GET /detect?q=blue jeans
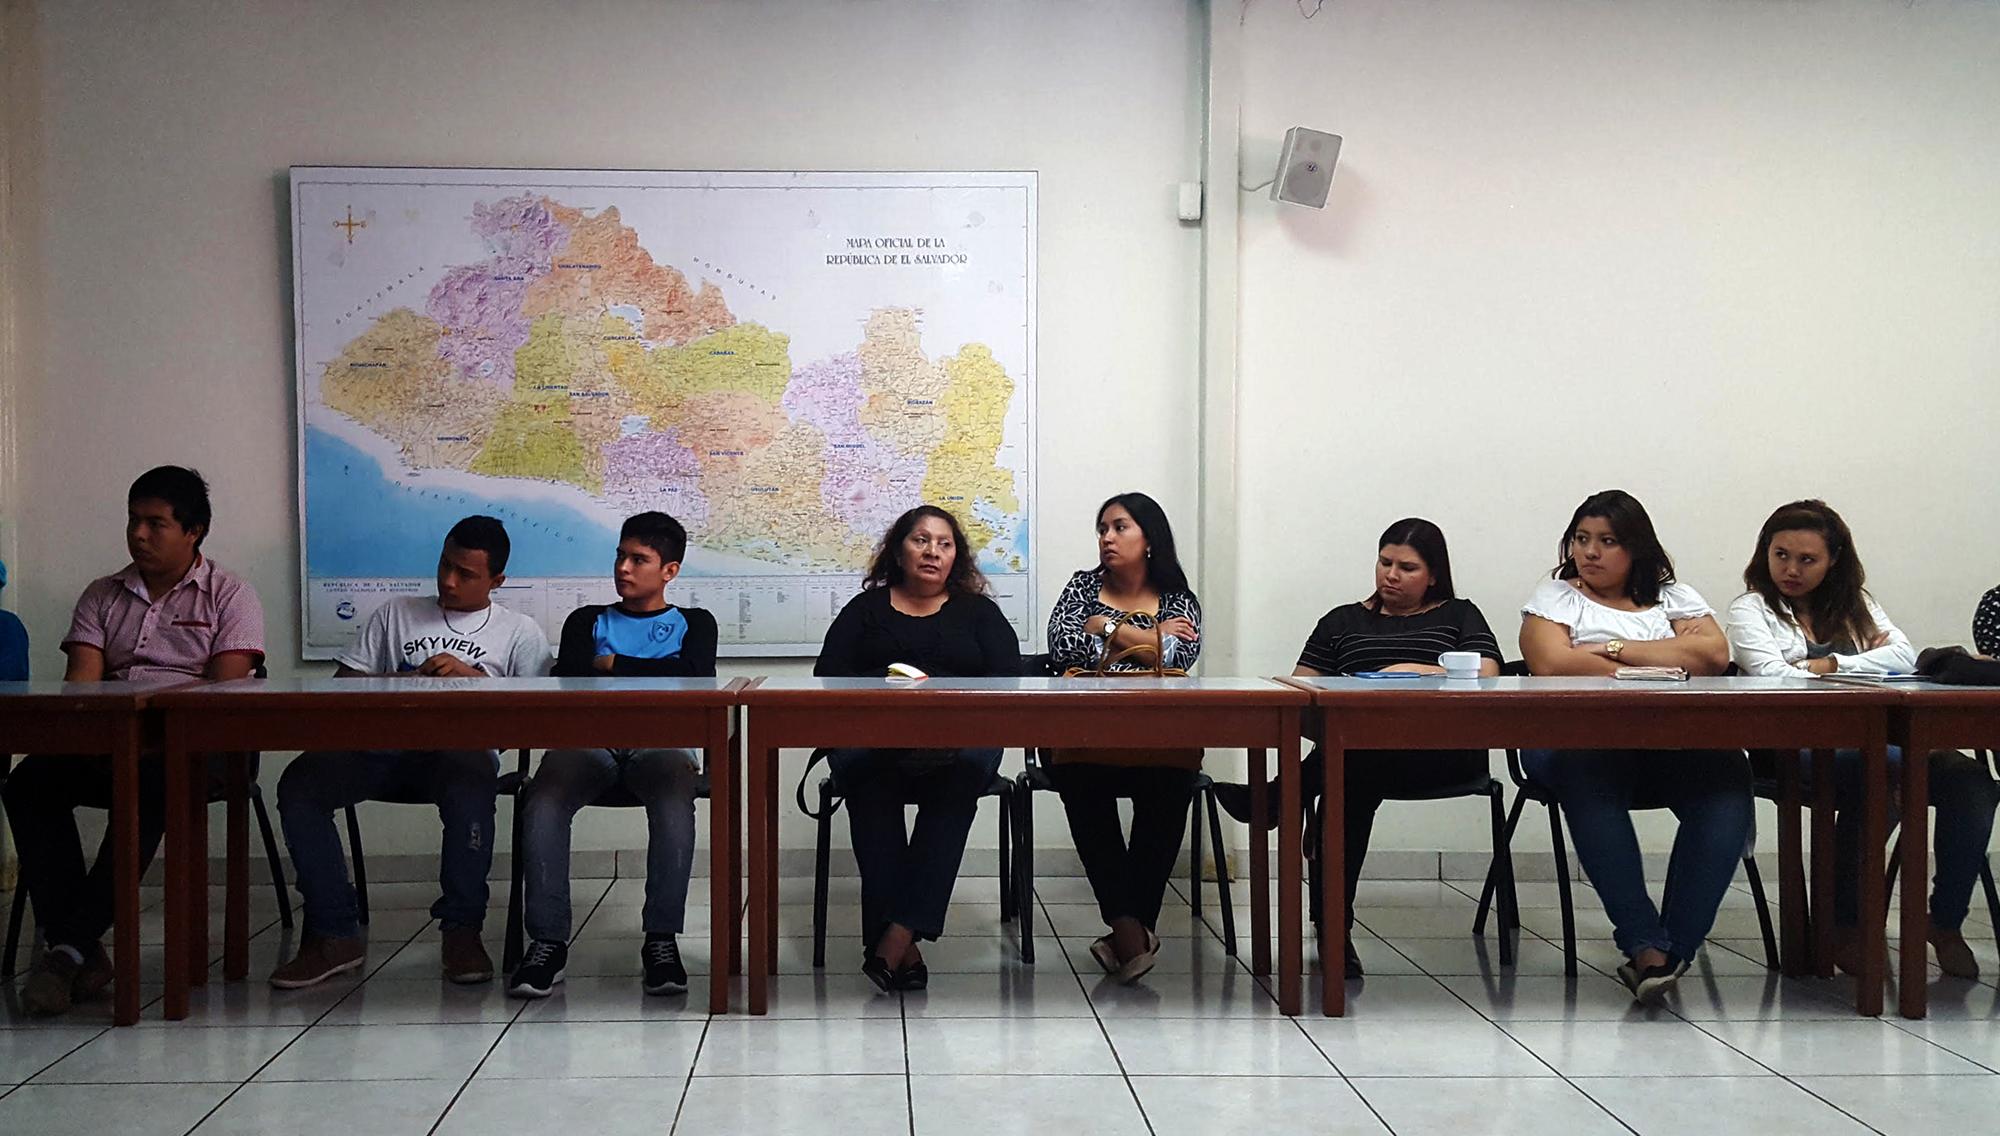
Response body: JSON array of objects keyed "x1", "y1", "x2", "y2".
[
  {"x1": 1814, "y1": 746, "x2": 1999, "y2": 930},
  {"x1": 1523, "y1": 748, "x2": 1753, "y2": 961},
  {"x1": 519, "y1": 747, "x2": 701, "y2": 942},
  {"x1": 826, "y1": 747, "x2": 1003, "y2": 946},
  {"x1": 277, "y1": 749, "x2": 500, "y2": 939}
]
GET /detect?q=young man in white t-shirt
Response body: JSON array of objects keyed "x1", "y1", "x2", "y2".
[{"x1": 270, "y1": 516, "x2": 550, "y2": 989}]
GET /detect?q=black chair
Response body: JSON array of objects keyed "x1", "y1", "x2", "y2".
[
  {"x1": 2, "y1": 752, "x2": 294, "y2": 978},
  {"x1": 1010, "y1": 649, "x2": 1239, "y2": 963},
  {"x1": 804, "y1": 747, "x2": 1018, "y2": 969},
  {"x1": 1472, "y1": 661, "x2": 1780, "y2": 976}
]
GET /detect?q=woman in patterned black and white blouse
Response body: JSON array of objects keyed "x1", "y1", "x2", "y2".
[{"x1": 1044, "y1": 492, "x2": 1202, "y2": 985}]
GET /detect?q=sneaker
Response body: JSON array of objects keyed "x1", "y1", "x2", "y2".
[
  {"x1": 1930, "y1": 927, "x2": 1980, "y2": 980},
  {"x1": 1620, "y1": 955, "x2": 1689, "y2": 1005},
  {"x1": 507, "y1": 939, "x2": 567, "y2": 999},
  {"x1": 70, "y1": 941, "x2": 115, "y2": 1003},
  {"x1": 441, "y1": 928, "x2": 494, "y2": 985},
  {"x1": 20, "y1": 947, "x2": 84, "y2": 1017},
  {"x1": 269, "y1": 934, "x2": 366, "y2": 990},
  {"x1": 642, "y1": 934, "x2": 687, "y2": 995}
]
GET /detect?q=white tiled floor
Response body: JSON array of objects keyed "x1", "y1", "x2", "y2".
[{"x1": 1, "y1": 873, "x2": 1996, "y2": 1134}]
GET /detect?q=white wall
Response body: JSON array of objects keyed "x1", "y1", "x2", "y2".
[
  {"x1": 1236, "y1": 0, "x2": 2000, "y2": 851},
  {"x1": 4, "y1": 0, "x2": 1204, "y2": 857}
]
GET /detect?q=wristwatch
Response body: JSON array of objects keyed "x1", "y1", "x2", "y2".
[{"x1": 1605, "y1": 639, "x2": 1626, "y2": 660}]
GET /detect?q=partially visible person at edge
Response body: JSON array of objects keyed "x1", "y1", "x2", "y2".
[
  {"x1": 0, "y1": 556, "x2": 28, "y2": 681},
  {"x1": 507, "y1": 511, "x2": 718, "y2": 1001},
  {"x1": 6, "y1": 466, "x2": 265, "y2": 1016},
  {"x1": 1045, "y1": 491, "x2": 1203, "y2": 986},
  {"x1": 1729, "y1": 498, "x2": 1995, "y2": 978},
  {"x1": 1517, "y1": 489, "x2": 1744, "y2": 1005},
  {"x1": 270, "y1": 515, "x2": 550, "y2": 992},
  {"x1": 1214, "y1": 518, "x2": 1502, "y2": 978},
  {"x1": 814, "y1": 504, "x2": 1019, "y2": 992}
]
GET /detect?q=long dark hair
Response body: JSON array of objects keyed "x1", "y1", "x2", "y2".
[
  {"x1": 864, "y1": 505, "x2": 989, "y2": 596},
  {"x1": 1743, "y1": 499, "x2": 1878, "y2": 649},
  {"x1": 1553, "y1": 489, "x2": 1676, "y2": 607},
  {"x1": 1365, "y1": 517, "x2": 1457, "y2": 609},
  {"x1": 1097, "y1": 491, "x2": 1191, "y2": 595}
]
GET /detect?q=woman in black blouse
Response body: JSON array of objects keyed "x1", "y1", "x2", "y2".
[
  {"x1": 1216, "y1": 518, "x2": 1501, "y2": 977},
  {"x1": 1046, "y1": 492, "x2": 1203, "y2": 984},
  {"x1": 814, "y1": 505, "x2": 1018, "y2": 991}
]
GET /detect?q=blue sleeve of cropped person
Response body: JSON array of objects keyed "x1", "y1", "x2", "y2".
[{"x1": 0, "y1": 611, "x2": 28, "y2": 680}]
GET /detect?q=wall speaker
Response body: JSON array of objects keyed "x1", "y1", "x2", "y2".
[{"x1": 1271, "y1": 126, "x2": 1341, "y2": 209}]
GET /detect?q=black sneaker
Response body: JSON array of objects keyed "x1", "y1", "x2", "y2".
[
  {"x1": 1619, "y1": 955, "x2": 1688, "y2": 1005},
  {"x1": 507, "y1": 939, "x2": 567, "y2": 999},
  {"x1": 642, "y1": 934, "x2": 687, "y2": 995}
]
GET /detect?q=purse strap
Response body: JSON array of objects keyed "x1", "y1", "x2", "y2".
[{"x1": 1080, "y1": 621, "x2": 1176, "y2": 677}]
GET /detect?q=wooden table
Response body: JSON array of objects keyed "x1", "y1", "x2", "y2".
[
  {"x1": 1886, "y1": 681, "x2": 2000, "y2": 1019},
  {"x1": 736, "y1": 677, "x2": 1312, "y2": 1015},
  {"x1": 0, "y1": 680, "x2": 189, "y2": 1025},
  {"x1": 1285, "y1": 675, "x2": 1904, "y2": 1017},
  {"x1": 153, "y1": 676, "x2": 746, "y2": 1018}
]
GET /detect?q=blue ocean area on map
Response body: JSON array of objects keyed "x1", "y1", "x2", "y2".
[{"x1": 305, "y1": 427, "x2": 617, "y2": 577}]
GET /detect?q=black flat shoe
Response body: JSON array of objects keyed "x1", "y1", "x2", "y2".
[
  {"x1": 861, "y1": 954, "x2": 897, "y2": 994},
  {"x1": 894, "y1": 960, "x2": 929, "y2": 991},
  {"x1": 1344, "y1": 938, "x2": 1364, "y2": 980}
]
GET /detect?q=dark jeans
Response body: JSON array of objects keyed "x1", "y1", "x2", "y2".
[
  {"x1": 521, "y1": 747, "x2": 702, "y2": 943},
  {"x1": 1809, "y1": 746, "x2": 1999, "y2": 931},
  {"x1": 1048, "y1": 760, "x2": 1199, "y2": 932},
  {"x1": 2, "y1": 752, "x2": 227, "y2": 950},
  {"x1": 277, "y1": 749, "x2": 499, "y2": 939},
  {"x1": 826, "y1": 747, "x2": 1003, "y2": 947},
  {"x1": 1522, "y1": 748, "x2": 1753, "y2": 961},
  {"x1": 1299, "y1": 748, "x2": 1491, "y2": 928}
]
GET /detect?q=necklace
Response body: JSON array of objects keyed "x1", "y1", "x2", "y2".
[{"x1": 439, "y1": 602, "x2": 493, "y2": 636}]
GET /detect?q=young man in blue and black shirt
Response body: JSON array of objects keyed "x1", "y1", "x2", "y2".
[{"x1": 508, "y1": 511, "x2": 719, "y2": 998}]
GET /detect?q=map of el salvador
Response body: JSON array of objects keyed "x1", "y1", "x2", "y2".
[{"x1": 320, "y1": 193, "x2": 1023, "y2": 570}]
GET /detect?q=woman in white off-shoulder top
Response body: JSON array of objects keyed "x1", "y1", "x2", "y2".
[
  {"x1": 1517, "y1": 490, "x2": 1748, "y2": 1006},
  {"x1": 1727, "y1": 499, "x2": 1995, "y2": 978}
]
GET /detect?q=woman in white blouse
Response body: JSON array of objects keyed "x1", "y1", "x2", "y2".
[
  {"x1": 1518, "y1": 490, "x2": 1747, "y2": 1004},
  {"x1": 1728, "y1": 499, "x2": 1996, "y2": 978}
]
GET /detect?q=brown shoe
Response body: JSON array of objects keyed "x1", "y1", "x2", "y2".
[
  {"x1": 1930, "y1": 927, "x2": 1980, "y2": 980},
  {"x1": 70, "y1": 941, "x2": 115, "y2": 1003},
  {"x1": 269, "y1": 934, "x2": 366, "y2": 989},
  {"x1": 20, "y1": 949, "x2": 83, "y2": 1017},
  {"x1": 441, "y1": 927, "x2": 493, "y2": 984}
]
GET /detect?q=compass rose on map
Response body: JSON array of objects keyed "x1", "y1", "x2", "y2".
[{"x1": 333, "y1": 205, "x2": 367, "y2": 244}]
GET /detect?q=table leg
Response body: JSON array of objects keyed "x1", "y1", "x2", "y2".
[
  {"x1": 1276, "y1": 720, "x2": 1303, "y2": 1017},
  {"x1": 1247, "y1": 748, "x2": 1270, "y2": 976},
  {"x1": 190, "y1": 766, "x2": 210, "y2": 989},
  {"x1": 162, "y1": 724, "x2": 190, "y2": 1021},
  {"x1": 1777, "y1": 748, "x2": 1808, "y2": 976},
  {"x1": 1810, "y1": 749, "x2": 1836, "y2": 980},
  {"x1": 1857, "y1": 736, "x2": 1888, "y2": 1016},
  {"x1": 1321, "y1": 733, "x2": 1347, "y2": 1017},
  {"x1": 1898, "y1": 739, "x2": 1930, "y2": 1020},
  {"x1": 765, "y1": 751, "x2": 779, "y2": 977},
  {"x1": 707, "y1": 711, "x2": 733, "y2": 1015},
  {"x1": 729, "y1": 723, "x2": 744, "y2": 978},
  {"x1": 113, "y1": 717, "x2": 144, "y2": 1026},
  {"x1": 225, "y1": 753, "x2": 250, "y2": 981},
  {"x1": 747, "y1": 745, "x2": 772, "y2": 1015}
]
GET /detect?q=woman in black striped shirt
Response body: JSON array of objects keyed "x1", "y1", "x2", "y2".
[{"x1": 1217, "y1": 518, "x2": 1501, "y2": 977}]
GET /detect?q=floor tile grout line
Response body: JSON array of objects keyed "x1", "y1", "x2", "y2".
[
  {"x1": 1033, "y1": 887, "x2": 1158, "y2": 1136},
  {"x1": 1676, "y1": 1015, "x2": 1894, "y2": 1135},
  {"x1": 665, "y1": 1013, "x2": 713, "y2": 1135},
  {"x1": 423, "y1": 981, "x2": 533, "y2": 1136},
  {"x1": 901, "y1": 975, "x2": 916, "y2": 1136},
  {"x1": 0, "y1": 1025, "x2": 108, "y2": 1105}
]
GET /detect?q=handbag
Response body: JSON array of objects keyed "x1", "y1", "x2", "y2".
[
  {"x1": 1916, "y1": 645, "x2": 2000, "y2": 687},
  {"x1": 1047, "y1": 623, "x2": 1204, "y2": 770}
]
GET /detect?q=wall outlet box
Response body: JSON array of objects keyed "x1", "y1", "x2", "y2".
[{"x1": 1176, "y1": 180, "x2": 1203, "y2": 221}]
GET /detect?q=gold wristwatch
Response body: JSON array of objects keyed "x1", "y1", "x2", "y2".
[{"x1": 1605, "y1": 639, "x2": 1626, "y2": 660}]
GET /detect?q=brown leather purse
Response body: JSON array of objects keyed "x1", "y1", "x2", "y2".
[{"x1": 1048, "y1": 623, "x2": 1203, "y2": 769}]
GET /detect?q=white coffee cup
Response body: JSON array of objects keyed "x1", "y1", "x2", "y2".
[{"x1": 1438, "y1": 651, "x2": 1482, "y2": 679}]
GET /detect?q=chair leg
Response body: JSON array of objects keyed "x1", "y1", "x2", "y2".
[
  {"x1": 2, "y1": 885, "x2": 26, "y2": 977},
  {"x1": 1982, "y1": 859, "x2": 2000, "y2": 932},
  {"x1": 1206, "y1": 785, "x2": 1237, "y2": 957},
  {"x1": 1549, "y1": 804, "x2": 1578, "y2": 978},
  {"x1": 1187, "y1": 787, "x2": 1204, "y2": 921},
  {"x1": 1476, "y1": 791, "x2": 1529, "y2": 933},
  {"x1": 1484, "y1": 786, "x2": 1517, "y2": 965},
  {"x1": 1016, "y1": 786, "x2": 1035, "y2": 965},
  {"x1": 812, "y1": 782, "x2": 833, "y2": 970},
  {"x1": 997, "y1": 787, "x2": 1015, "y2": 923},
  {"x1": 1743, "y1": 856, "x2": 1780, "y2": 971},
  {"x1": 345, "y1": 805, "x2": 370, "y2": 927},
  {"x1": 250, "y1": 786, "x2": 293, "y2": 931},
  {"x1": 503, "y1": 796, "x2": 527, "y2": 974}
]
